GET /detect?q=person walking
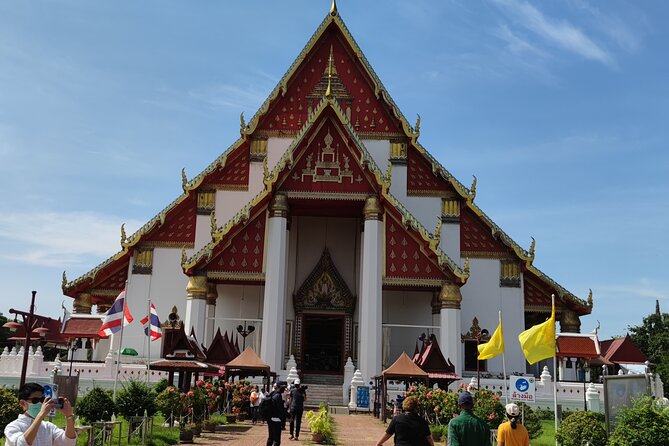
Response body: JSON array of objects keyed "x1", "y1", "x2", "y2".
[
  {"x1": 496, "y1": 403, "x2": 530, "y2": 446},
  {"x1": 288, "y1": 379, "x2": 307, "y2": 441},
  {"x1": 375, "y1": 396, "x2": 435, "y2": 446},
  {"x1": 447, "y1": 392, "x2": 491, "y2": 446},
  {"x1": 266, "y1": 383, "x2": 286, "y2": 446},
  {"x1": 250, "y1": 386, "x2": 261, "y2": 425}
]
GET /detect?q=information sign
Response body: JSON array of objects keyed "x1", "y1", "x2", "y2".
[{"x1": 509, "y1": 375, "x2": 536, "y2": 403}]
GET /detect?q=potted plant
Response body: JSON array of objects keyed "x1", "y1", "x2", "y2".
[
  {"x1": 305, "y1": 405, "x2": 334, "y2": 444},
  {"x1": 179, "y1": 423, "x2": 196, "y2": 444},
  {"x1": 430, "y1": 425, "x2": 443, "y2": 442}
]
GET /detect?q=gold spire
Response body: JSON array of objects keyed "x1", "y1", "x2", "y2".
[
  {"x1": 181, "y1": 168, "x2": 188, "y2": 192},
  {"x1": 120, "y1": 223, "x2": 127, "y2": 246},
  {"x1": 325, "y1": 45, "x2": 334, "y2": 98},
  {"x1": 330, "y1": 0, "x2": 337, "y2": 16},
  {"x1": 529, "y1": 237, "x2": 536, "y2": 259}
]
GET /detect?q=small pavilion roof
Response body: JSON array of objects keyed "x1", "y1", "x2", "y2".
[
  {"x1": 61, "y1": 315, "x2": 102, "y2": 339},
  {"x1": 383, "y1": 352, "x2": 428, "y2": 379},
  {"x1": 224, "y1": 347, "x2": 270, "y2": 371},
  {"x1": 556, "y1": 333, "x2": 600, "y2": 359},
  {"x1": 601, "y1": 335, "x2": 647, "y2": 365}
]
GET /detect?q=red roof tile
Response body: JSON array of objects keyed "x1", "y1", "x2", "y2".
[
  {"x1": 601, "y1": 335, "x2": 647, "y2": 364},
  {"x1": 557, "y1": 335, "x2": 599, "y2": 359},
  {"x1": 61, "y1": 317, "x2": 102, "y2": 338}
]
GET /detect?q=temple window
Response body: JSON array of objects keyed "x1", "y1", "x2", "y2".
[{"x1": 464, "y1": 340, "x2": 487, "y2": 372}]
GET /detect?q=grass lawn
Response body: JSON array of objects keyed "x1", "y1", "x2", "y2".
[
  {"x1": 531, "y1": 419, "x2": 556, "y2": 446},
  {"x1": 2, "y1": 414, "x2": 180, "y2": 446}
]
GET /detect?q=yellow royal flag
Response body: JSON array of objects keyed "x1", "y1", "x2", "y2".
[
  {"x1": 477, "y1": 319, "x2": 505, "y2": 360},
  {"x1": 518, "y1": 304, "x2": 556, "y2": 364}
]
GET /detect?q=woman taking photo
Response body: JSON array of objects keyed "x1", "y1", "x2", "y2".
[
  {"x1": 497, "y1": 403, "x2": 530, "y2": 446},
  {"x1": 376, "y1": 396, "x2": 435, "y2": 446}
]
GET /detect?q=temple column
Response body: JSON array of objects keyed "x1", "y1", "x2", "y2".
[
  {"x1": 439, "y1": 283, "x2": 463, "y2": 376},
  {"x1": 205, "y1": 283, "x2": 218, "y2": 348},
  {"x1": 185, "y1": 276, "x2": 208, "y2": 345},
  {"x1": 92, "y1": 303, "x2": 111, "y2": 361},
  {"x1": 260, "y1": 194, "x2": 289, "y2": 372},
  {"x1": 359, "y1": 196, "x2": 383, "y2": 382}
]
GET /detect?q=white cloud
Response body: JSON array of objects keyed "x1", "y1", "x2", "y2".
[
  {"x1": 492, "y1": 0, "x2": 614, "y2": 66},
  {"x1": 0, "y1": 211, "x2": 144, "y2": 268},
  {"x1": 493, "y1": 24, "x2": 548, "y2": 58}
]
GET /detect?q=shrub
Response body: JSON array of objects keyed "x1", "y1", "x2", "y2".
[
  {"x1": 75, "y1": 387, "x2": 116, "y2": 423},
  {"x1": 153, "y1": 378, "x2": 169, "y2": 395},
  {"x1": 555, "y1": 411, "x2": 607, "y2": 446},
  {"x1": 116, "y1": 380, "x2": 157, "y2": 418},
  {"x1": 534, "y1": 407, "x2": 554, "y2": 420},
  {"x1": 155, "y1": 386, "x2": 183, "y2": 422},
  {"x1": 0, "y1": 387, "x2": 21, "y2": 439},
  {"x1": 515, "y1": 403, "x2": 543, "y2": 439},
  {"x1": 609, "y1": 396, "x2": 669, "y2": 446},
  {"x1": 305, "y1": 406, "x2": 334, "y2": 443}
]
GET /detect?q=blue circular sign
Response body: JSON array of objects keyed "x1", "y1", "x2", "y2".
[{"x1": 515, "y1": 378, "x2": 530, "y2": 392}]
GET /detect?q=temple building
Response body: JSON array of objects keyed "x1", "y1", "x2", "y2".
[{"x1": 62, "y1": 2, "x2": 592, "y2": 383}]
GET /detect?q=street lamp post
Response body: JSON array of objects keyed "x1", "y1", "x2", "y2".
[
  {"x1": 475, "y1": 328, "x2": 490, "y2": 391},
  {"x1": 3, "y1": 291, "x2": 49, "y2": 388},
  {"x1": 236, "y1": 321, "x2": 255, "y2": 350}
]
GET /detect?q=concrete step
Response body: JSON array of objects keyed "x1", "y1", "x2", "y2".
[
  {"x1": 301, "y1": 383, "x2": 344, "y2": 407},
  {"x1": 302, "y1": 373, "x2": 344, "y2": 385}
]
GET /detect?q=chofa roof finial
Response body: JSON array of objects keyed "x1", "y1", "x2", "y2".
[
  {"x1": 330, "y1": 0, "x2": 337, "y2": 16},
  {"x1": 325, "y1": 45, "x2": 334, "y2": 98}
]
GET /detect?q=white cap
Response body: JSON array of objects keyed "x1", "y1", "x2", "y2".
[
  {"x1": 505, "y1": 403, "x2": 520, "y2": 417},
  {"x1": 294, "y1": 379, "x2": 301, "y2": 385}
]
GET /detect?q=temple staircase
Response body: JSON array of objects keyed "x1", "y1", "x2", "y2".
[{"x1": 302, "y1": 374, "x2": 345, "y2": 408}]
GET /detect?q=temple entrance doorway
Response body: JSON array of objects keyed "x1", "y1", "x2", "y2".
[{"x1": 302, "y1": 315, "x2": 344, "y2": 373}]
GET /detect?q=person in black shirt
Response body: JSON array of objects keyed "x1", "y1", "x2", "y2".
[
  {"x1": 287, "y1": 379, "x2": 307, "y2": 440},
  {"x1": 376, "y1": 396, "x2": 435, "y2": 446},
  {"x1": 266, "y1": 383, "x2": 286, "y2": 446}
]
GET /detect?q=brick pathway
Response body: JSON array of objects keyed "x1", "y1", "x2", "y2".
[{"x1": 190, "y1": 412, "x2": 388, "y2": 445}]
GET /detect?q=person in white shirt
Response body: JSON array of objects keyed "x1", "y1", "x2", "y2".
[{"x1": 4, "y1": 382, "x2": 76, "y2": 446}]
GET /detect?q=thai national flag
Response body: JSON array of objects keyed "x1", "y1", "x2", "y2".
[
  {"x1": 97, "y1": 289, "x2": 134, "y2": 338},
  {"x1": 140, "y1": 303, "x2": 162, "y2": 341}
]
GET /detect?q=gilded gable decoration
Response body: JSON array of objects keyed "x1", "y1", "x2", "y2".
[
  {"x1": 196, "y1": 190, "x2": 216, "y2": 215},
  {"x1": 461, "y1": 317, "x2": 490, "y2": 342},
  {"x1": 500, "y1": 259, "x2": 521, "y2": 288},
  {"x1": 132, "y1": 248, "x2": 154, "y2": 275},
  {"x1": 250, "y1": 138, "x2": 268, "y2": 161},
  {"x1": 293, "y1": 248, "x2": 356, "y2": 313}
]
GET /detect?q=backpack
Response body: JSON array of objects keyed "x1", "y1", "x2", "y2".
[{"x1": 259, "y1": 393, "x2": 274, "y2": 419}]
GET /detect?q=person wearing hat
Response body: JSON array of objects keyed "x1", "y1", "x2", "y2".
[
  {"x1": 266, "y1": 382, "x2": 287, "y2": 446},
  {"x1": 447, "y1": 391, "x2": 491, "y2": 446},
  {"x1": 496, "y1": 403, "x2": 529, "y2": 446},
  {"x1": 287, "y1": 378, "x2": 307, "y2": 440}
]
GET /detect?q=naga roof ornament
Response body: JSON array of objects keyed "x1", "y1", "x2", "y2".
[
  {"x1": 120, "y1": 223, "x2": 127, "y2": 246},
  {"x1": 210, "y1": 212, "x2": 217, "y2": 242},
  {"x1": 61, "y1": 271, "x2": 67, "y2": 291},
  {"x1": 587, "y1": 289, "x2": 593, "y2": 309},
  {"x1": 181, "y1": 168, "x2": 188, "y2": 192},
  {"x1": 529, "y1": 237, "x2": 536, "y2": 261},
  {"x1": 469, "y1": 175, "x2": 477, "y2": 202}
]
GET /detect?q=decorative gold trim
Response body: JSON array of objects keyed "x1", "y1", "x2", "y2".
[
  {"x1": 269, "y1": 193, "x2": 289, "y2": 218},
  {"x1": 197, "y1": 190, "x2": 216, "y2": 215},
  {"x1": 500, "y1": 258, "x2": 521, "y2": 288},
  {"x1": 441, "y1": 199, "x2": 461, "y2": 221},
  {"x1": 90, "y1": 288, "x2": 123, "y2": 297},
  {"x1": 383, "y1": 277, "x2": 444, "y2": 288},
  {"x1": 284, "y1": 191, "x2": 368, "y2": 201},
  {"x1": 461, "y1": 317, "x2": 489, "y2": 342},
  {"x1": 250, "y1": 138, "x2": 268, "y2": 161},
  {"x1": 186, "y1": 276, "x2": 208, "y2": 300},
  {"x1": 389, "y1": 141, "x2": 407, "y2": 161},
  {"x1": 407, "y1": 189, "x2": 452, "y2": 198},
  {"x1": 137, "y1": 241, "x2": 195, "y2": 249},
  {"x1": 206, "y1": 272, "x2": 266, "y2": 282},
  {"x1": 73, "y1": 293, "x2": 92, "y2": 314},
  {"x1": 363, "y1": 196, "x2": 383, "y2": 220},
  {"x1": 132, "y1": 248, "x2": 154, "y2": 275},
  {"x1": 439, "y1": 283, "x2": 462, "y2": 310},
  {"x1": 461, "y1": 251, "x2": 510, "y2": 259}
]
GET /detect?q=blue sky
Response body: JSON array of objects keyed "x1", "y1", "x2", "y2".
[{"x1": 0, "y1": 1, "x2": 667, "y2": 340}]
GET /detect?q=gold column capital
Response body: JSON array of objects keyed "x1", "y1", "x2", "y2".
[
  {"x1": 73, "y1": 293, "x2": 92, "y2": 314},
  {"x1": 560, "y1": 309, "x2": 581, "y2": 333},
  {"x1": 206, "y1": 282, "x2": 218, "y2": 306},
  {"x1": 186, "y1": 276, "x2": 208, "y2": 300},
  {"x1": 269, "y1": 193, "x2": 289, "y2": 218},
  {"x1": 96, "y1": 303, "x2": 111, "y2": 314},
  {"x1": 363, "y1": 196, "x2": 383, "y2": 220},
  {"x1": 439, "y1": 283, "x2": 462, "y2": 310}
]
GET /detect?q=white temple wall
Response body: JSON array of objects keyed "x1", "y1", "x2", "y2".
[
  {"x1": 459, "y1": 258, "x2": 526, "y2": 375},
  {"x1": 389, "y1": 162, "x2": 408, "y2": 198},
  {"x1": 214, "y1": 284, "x2": 264, "y2": 353},
  {"x1": 382, "y1": 290, "x2": 434, "y2": 368},
  {"x1": 194, "y1": 214, "x2": 212, "y2": 251},
  {"x1": 441, "y1": 222, "x2": 460, "y2": 263},
  {"x1": 267, "y1": 137, "x2": 293, "y2": 171},
  {"x1": 293, "y1": 216, "x2": 360, "y2": 294},
  {"x1": 361, "y1": 139, "x2": 390, "y2": 173}
]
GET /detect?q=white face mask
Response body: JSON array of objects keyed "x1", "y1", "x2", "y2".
[{"x1": 27, "y1": 402, "x2": 42, "y2": 418}]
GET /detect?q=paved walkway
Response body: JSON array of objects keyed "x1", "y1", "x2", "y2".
[{"x1": 191, "y1": 412, "x2": 388, "y2": 445}]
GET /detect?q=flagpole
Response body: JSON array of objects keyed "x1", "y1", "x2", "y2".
[
  {"x1": 113, "y1": 280, "x2": 130, "y2": 401},
  {"x1": 551, "y1": 294, "x2": 559, "y2": 445},
  {"x1": 500, "y1": 310, "x2": 509, "y2": 405},
  {"x1": 146, "y1": 298, "x2": 152, "y2": 385}
]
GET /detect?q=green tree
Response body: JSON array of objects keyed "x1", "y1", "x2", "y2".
[
  {"x1": 555, "y1": 411, "x2": 608, "y2": 446},
  {"x1": 116, "y1": 380, "x2": 157, "y2": 418},
  {"x1": 75, "y1": 387, "x2": 116, "y2": 423},
  {"x1": 0, "y1": 312, "x2": 12, "y2": 350},
  {"x1": 0, "y1": 387, "x2": 22, "y2": 439},
  {"x1": 628, "y1": 301, "x2": 669, "y2": 397}
]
